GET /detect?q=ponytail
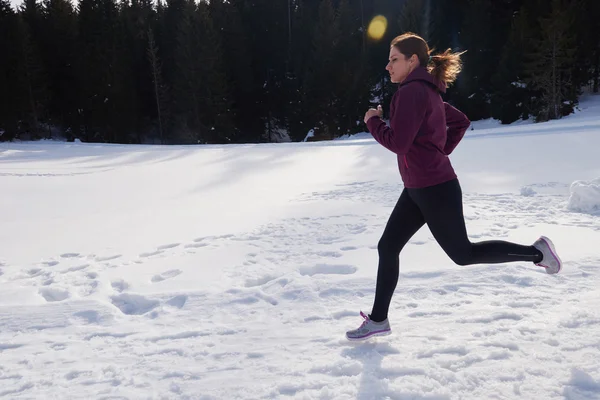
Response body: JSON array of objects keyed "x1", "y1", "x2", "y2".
[{"x1": 428, "y1": 49, "x2": 466, "y2": 85}]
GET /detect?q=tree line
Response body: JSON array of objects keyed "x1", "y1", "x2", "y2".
[{"x1": 1, "y1": 0, "x2": 598, "y2": 144}]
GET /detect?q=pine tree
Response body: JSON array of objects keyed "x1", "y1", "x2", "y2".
[
  {"x1": 0, "y1": 0, "x2": 22, "y2": 140},
  {"x1": 147, "y1": 28, "x2": 167, "y2": 143},
  {"x1": 160, "y1": 0, "x2": 189, "y2": 142},
  {"x1": 591, "y1": 0, "x2": 600, "y2": 92},
  {"x1": 18, "y1": 0, "x2": 50, "y2": 138},
  {"x1": 524, "y1": 0, "x2": 577, "y2": 121},
  {"x1": 427, "y1": 0, "x2": 461, "y2": 53},
  {"x1": 208, "y1": 0, "x2": 258, "y2": 142},
  {"x1": 303, "y1": 0, "x2": 340, "y2": 139},
  {"x1": 490, "y1": 8, "x2": 531, "y2": 124},
  {"x1": 456, "y1": 0, "x2": 495, "y2": 120},
  {"x1": 287, "y1": 0, "x2": 322, "y2": 140},
  {"x1": 398, "y1": 0, "x2": 429, "y2": 39},
  {"x1": 119, "y1": 0, "x2": 159, "y2": 143},
  {"x1": 41, "y1": 0, "x2": 78, "y2": 138},
  {"x1": 335, "y1": 0, "x2": 372, "y2": 137},
  {"x1": 170, "y1": 0, "x2": 232, "y2": 144},
  {"x1": 233, "y1": 0, "x2": 291, "y2": 142},
  {"x1": 573, "y1": 0, "x2": 600, "y2": 93},
  {"x1": 195, "y1": 0, "x2": 233, "y2": 143},
  {"x1": 76, "y1": 0, "x2": 122, "y2": 141}
]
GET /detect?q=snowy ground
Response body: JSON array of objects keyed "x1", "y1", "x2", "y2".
[{"x1": 1, "y1": 96, "x2": 600, "y2": 399}]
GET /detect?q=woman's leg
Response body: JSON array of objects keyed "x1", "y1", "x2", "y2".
[
  {"x1": 408, "y1": 179, "x2": 543, "y2": 266},
  {"x1": 369, "y1": 189, "x2": 426, "y2": 322}
]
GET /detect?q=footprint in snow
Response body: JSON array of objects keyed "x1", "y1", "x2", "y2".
[
  {"x1": 166, "y1": 295, "x2": 187, "y2": 309},
  {"x1": 244, "y1": 275, "x2": 278, "y2": 288},
  {"x1": 41, "y1": 260, "x2": 60, "y2": 267},
  {"x1": 228, "y1": 289, "x2": 278, "y2": 306},
  {"x1": 190, "y1": 234, "x2": 234, "y2": 246},
  {"x1": 39, "y1": 287, "x2": 70, "y2": 302},
  {"x1": 332, "y1": 310, "x2": 358, "y2": 320},
  {"x1": 459, "y1": 312, "x2": 523, "y2": 324},
  {"x1": 111, "y1": 279, "x2": 129, "y2": 293},
  {"x1": 299, "y1": 264, "x2": 357, "y2": 277},
  {"x1": 147, "y1": 331, "x2": 209, "y2": 343},
  {"x1": 94, "y1": 254, "x2": 122, "y2": 262},
  {"x1": 78, "y1": 278, "x2": 99, "y2": 297},
  {"x1": 417, "y1": 346, "x2": 469, "y2": 359},
  {"x1": 151, "y1": 269, "x2": 182, "y2": 283},
  {"x1": 315, "y1": 251, "x2": 343, "y2": 258},
  {"x1": 72, "y1": 310, "x2": 101, "y2": 324},
  {"x1": 110, "y1": 294, "x2": 159, "y2": 315},
  {"x1": 138, "y1": 243, "x2": 180, "y2": 258},
  {"x1": 139, "y1": 250, "x2": 163, "y2": 258},
  {"x1": 184, "y1": 242, "x2": 209, "y2": 249},
  {"x1": 407, "y1": 311, "x2": 453, "y2": 318},
  {"x1": 64, "y1": 371, "x2": 89, "y2": 381},
  {"x1": 0, "y1": 343, "x2": 24, "y2": 351},
  {"x1": 157, "y1": 243, "x2": 180, "y2": 250},
  {"x1": 61, "y1": 264, "x2": 89, "y2": 273},
  {"x1": 84, "y1": 331, "x2": 136, "y2": 340},
  {"x1": 319, "y1": 288, "x2": 357, "y2": 298},
  {"x1": 60, "y1": 253, "x2": 81, "y2": 259}
]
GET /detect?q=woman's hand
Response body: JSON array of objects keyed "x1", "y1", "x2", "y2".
[{"x1": 364, "y1": 105, "x2": 383, "y2": 124}]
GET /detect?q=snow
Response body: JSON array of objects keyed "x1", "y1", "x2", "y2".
[
  {"x1": 1, "y1": 95, "x2": 600, "y2": 399},
  {"x1": 303, "y1": 128, "x2": 315, "y2": 142},
  {"x1": 568, "y1": 178, "x2": 600, "y2": 215}
]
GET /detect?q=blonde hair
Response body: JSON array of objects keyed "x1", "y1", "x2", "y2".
[{"x1": 391, "y1": 32, "x2": 466, "y2": 85}]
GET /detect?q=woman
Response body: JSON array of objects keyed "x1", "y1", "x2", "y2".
[{"x1": 346, "y1": 33, "x2": 562, "y2": 341}]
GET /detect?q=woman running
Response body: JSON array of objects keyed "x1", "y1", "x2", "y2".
[{"x1": 346, "y1": 32, "x2": 562, "y2": 341}]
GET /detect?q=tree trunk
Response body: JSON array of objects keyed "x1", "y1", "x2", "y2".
[{"x1": 147, "y1": 28, "x2": 164, "y2": 143}]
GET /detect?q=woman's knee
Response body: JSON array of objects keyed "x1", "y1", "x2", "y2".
[
  {"x1": 377, "y1": 237, "x2": 402, "y2": 257},
  {"x1": 444, "y1": 244, "x2": 473, "y2": 266},
  {"x1": 450, "y1": 254, "x2": 471, "y2": 266},
  {"x1": 447, "y1": 248, "x2": 473, "y2": 266}
]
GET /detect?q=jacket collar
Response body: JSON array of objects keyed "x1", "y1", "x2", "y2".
[{"x1": 399, "y1": 66, "x2": 446, "y2": 93}]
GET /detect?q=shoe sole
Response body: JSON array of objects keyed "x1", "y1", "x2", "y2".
[
  {"x1": 346, "y1": 329, "x2": 391, "y2": 341},
  {"x1": 539, "y1": 236, "x2": 562, "y2": 274}
]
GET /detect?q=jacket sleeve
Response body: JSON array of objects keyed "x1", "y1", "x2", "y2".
[
  {"x1": 366, "y1": 83, "x2": 427, "y2": 156},
  {"x1": 443, "y1": 102, "x2": 470, "y2": 155}
]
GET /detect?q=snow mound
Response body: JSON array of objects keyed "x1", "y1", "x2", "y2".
[
  {"x1": 567, "y1": 178, "x2": 600, "y2": 215},
  {"x1": 520, "y1": 186, "x2": 537, "y2": 197}
]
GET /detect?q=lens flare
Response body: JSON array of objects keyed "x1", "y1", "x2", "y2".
[{"x1": 367, "y1": 15, "x2": 387, "y2": 41}]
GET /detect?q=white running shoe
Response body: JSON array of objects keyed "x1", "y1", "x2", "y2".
[
  {"x1": 345, "y1": 311, "x2": 391, "y2": 341},
  {"x1": 533, "y1": 236, "x2": 562, "y2": 274}
]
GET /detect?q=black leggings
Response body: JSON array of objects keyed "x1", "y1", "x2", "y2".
[{"x1": 370, "y1": 178, "x2": 543, "y2": 322}]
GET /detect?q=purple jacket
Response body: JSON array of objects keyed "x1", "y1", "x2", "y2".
[{"x1": 366, "y1": 67, "x2": 471, "y2": 189}]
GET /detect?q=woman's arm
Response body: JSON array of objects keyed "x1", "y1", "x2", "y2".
[{"x1": 366, "y1": 83, "x2": 427, "y2": 155}]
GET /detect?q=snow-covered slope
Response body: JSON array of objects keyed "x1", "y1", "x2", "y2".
[{"x1": 1, "y1": 95, "x2": 600, "y2": 399}]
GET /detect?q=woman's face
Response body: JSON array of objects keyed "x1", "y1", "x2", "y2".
[{"x1": 386, "y1": 46, "x2": 417, "y2": 84}]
